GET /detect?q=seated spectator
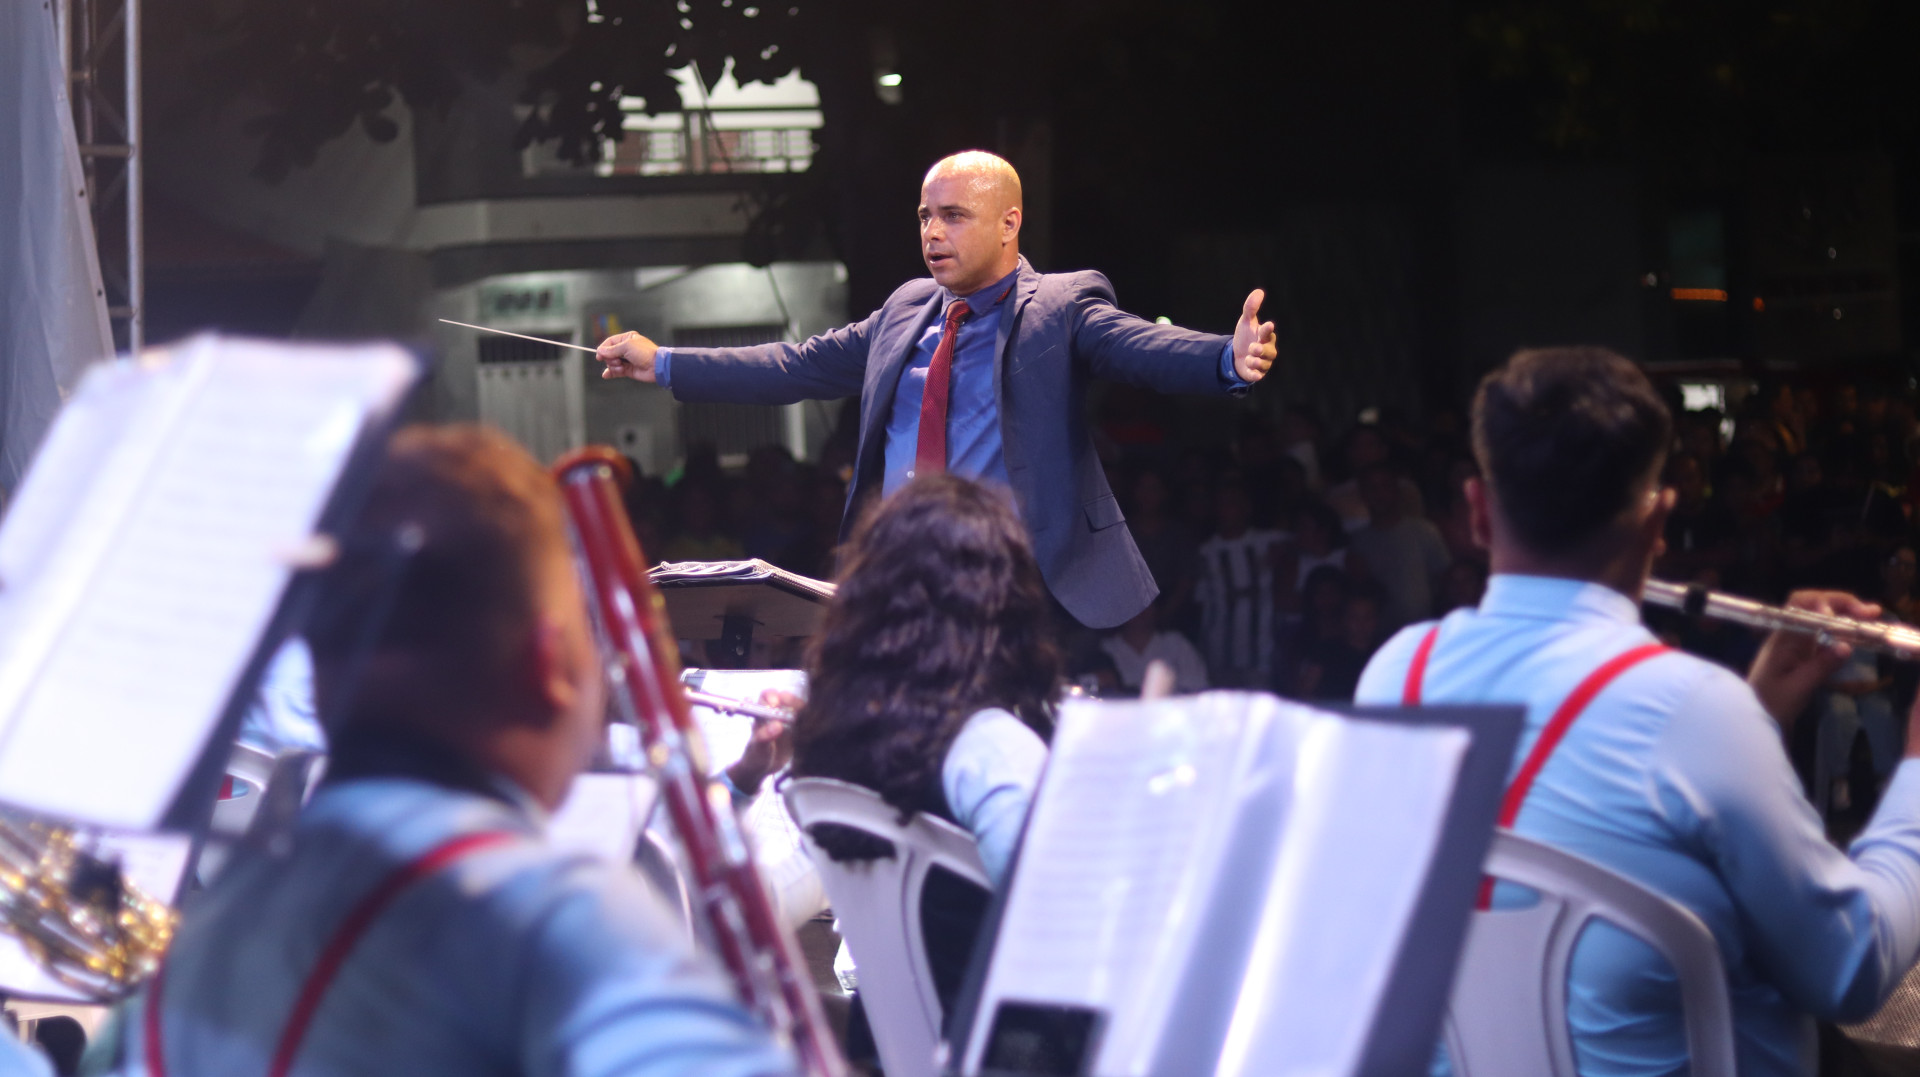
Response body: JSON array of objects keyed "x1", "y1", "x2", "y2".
[
  {"x1": 1285, "y1": 499, "x2": 1363, "y2": 596},
  {"x1": 1101, "y1": 598, "x2": 1210, "y2": 696},
  {"x1": 1277, "y1": 565, "x2": 1350, "y2": 697},
  {"x1": 1348, "y1": 462, "x2": 1450, "y2": 630},
  {"x1": 1197, "y1": 477, "x2": 1285, "y2": 688},
  {"x1": 1124, "y1": 468, "x2": 1201, "y2": 635},
  {"x1": 1297, "y1": 581, "x2": 1386, "y2": 701},
  {"x1": 1659, "y1": 452, "x2": 1733, "y2": 579},
  {"x1": 1883, "y1": 546, "x2": 1919, "y2": 626},
  {"x1": 1278, "y1": 404, "x2": 1325, "y2": 490},
  {"x1": 660, "y1": 481, "x2": 745, "y2": 563},
  {"x1": 1326, "y1": 424, "x2": 1424, "y2": 531}
]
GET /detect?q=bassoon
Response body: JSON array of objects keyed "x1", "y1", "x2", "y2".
[{"x1": 555, "y1": 447, "x2": 846, "y2": 1077}]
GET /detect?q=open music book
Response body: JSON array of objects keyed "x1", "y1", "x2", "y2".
[
  {"x1": 0, "y1": 335, "x2": 417, "y2": 831},
  {"x1": 952, "y1": 693, "x2": 1521, "y2": 1077},
  {"x1": 650, "y1": 559, "x2": 835, "y2": 601}
]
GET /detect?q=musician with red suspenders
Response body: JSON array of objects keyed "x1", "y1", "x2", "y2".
[
  {"x1": 111, "y1": 426, "x2": 797, "y2": 1077},
  {"x1": 1356, "y1": 348, "x2": 1920, "y2": 1077}
]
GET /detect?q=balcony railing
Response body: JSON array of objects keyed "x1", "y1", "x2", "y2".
[{"x1": 523, "y1": 103, "x2": 820, "y2": 178}]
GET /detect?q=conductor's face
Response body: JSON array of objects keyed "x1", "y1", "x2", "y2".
[{"x1": 919, "y1": 166, "x2": 1020, "y2": 297}]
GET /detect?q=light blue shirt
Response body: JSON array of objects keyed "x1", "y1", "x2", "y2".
[
  {"x1": 1356, "y1": 575, "x2": 1920, "y2": 1077},
  {"x1": 941, "y1": 707, "x2": 1048, "y2": 887},
  {"x1": 0, "y1": 1032, "x2": 51, "y2": 1077},
  {"x1": 114, "y1": 774, "x2": 796, "y2": 1077}
]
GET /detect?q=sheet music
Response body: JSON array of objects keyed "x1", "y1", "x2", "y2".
[
  {"x1": 650, "y1": 559, "x2": 836, "y2": 600},
  {"x1": 0, "y1": 827, "x2": 191, "y2": 1001},
  {"x1": 971, "y1": 693, "x2": 1270, "y2": 1068},
  {"x1": 0, "y1": 336, "x2": 415, "y2": 828},
  {"x1": 1214, "y1": 714, "x2": 1469, "y2": 1077},
  {"x1": 962, "y1": 694, "x2": 1474, "y2": 1077}
]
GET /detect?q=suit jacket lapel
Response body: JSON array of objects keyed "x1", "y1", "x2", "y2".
[
  {"x1": 856, "y1": 288, "x2": 946, "y2": 490},
  {"x1": 994, "y1": 257, "x2": 1041, "y2": 451}
]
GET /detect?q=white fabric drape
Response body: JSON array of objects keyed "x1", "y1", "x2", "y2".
[{"x1": 0, "y1": 0, "x2": 112, "y2": 496}]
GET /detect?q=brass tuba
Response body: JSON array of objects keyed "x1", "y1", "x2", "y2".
[{"x1": 0, "y1": 810, "x2": 176, "y2": 999}]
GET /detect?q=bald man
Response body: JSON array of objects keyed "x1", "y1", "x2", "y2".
[{"x1": 598, "y1": 151, "x2": 1276, "y2": 628}]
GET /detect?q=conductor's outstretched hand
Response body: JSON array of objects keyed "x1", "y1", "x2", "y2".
[
  {"x1": 596, "y1": 331, "x2": 661, "y2": 382},
  {"x1": 1232, "y1": 289, "x2": 1278, "y2": 385}
]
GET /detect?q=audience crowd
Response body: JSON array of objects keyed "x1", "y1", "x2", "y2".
[{"x1": 627, "y1": 378, "x2": 1920, "y2": 821}]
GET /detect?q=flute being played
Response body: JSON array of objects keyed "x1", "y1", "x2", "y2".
[
  {"x1": 684, "y1": 688, "x2": 794, "y2": 725},
  {"x1": 1642, "y1": 578, "x2": 1920, "y2": 660}
]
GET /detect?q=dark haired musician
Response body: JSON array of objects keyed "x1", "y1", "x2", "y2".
[
  {"x1": 792, "y1": 473, "x2": 1059, "y2": 888},
  {"x1": 788, "y1": 474, "x2": 1059, "y2": 1051},
  {"x1": 116, "y1": 426, "x2": 795, "y2": 1076},
  {"x1": 1357, "y1": 347, "x2": 1920, "y2": 1076},
  {"x1": 596, "y1": 150, "x2": 1278, "y2": 630}
]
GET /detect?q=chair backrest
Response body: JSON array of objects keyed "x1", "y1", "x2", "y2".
[
  {"x1": 198, "y1": 745, "x2": 323, "y2": 883},
  {"x1": 782, "y1": 777, "x2": 991, "y2": 1077},
  {"x1": 1445, "y1": 830, "x2": 1737, "y2": 1077},
  {"x1": 633, "y1": 824, "x2": 695, "y2": 940}
]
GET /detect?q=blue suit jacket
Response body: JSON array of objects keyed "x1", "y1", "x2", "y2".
[{"x1": 666, "y1": 258, "x2": 1237, "y2": 628}]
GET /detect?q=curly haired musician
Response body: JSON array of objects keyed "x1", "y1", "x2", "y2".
[
  {"x1": 1357, "y1": 348, "x2": 1920, "y2": 1076},
  {"x1": 788, "y1": 474, "x2": 1059, "y2": 1047},
  {"x1": 791, "y1": 473, "x2": 1058, "y2": 887},
  {"x1": 114, "y1": 426, "x2": 796, "y2": 1077}
]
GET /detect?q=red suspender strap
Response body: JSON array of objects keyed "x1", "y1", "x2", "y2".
[
  {"x1": 144, "y1": 829, "x2": 516, "y2": 1077},
  {"x1": 1471, "y1": 642, "x2": 1671, "y2": 908},
  {"x1": 1494, "y1": 643, "x2": 1672, "y2": 830},
  {"x1": 1399, "y1": 625, "x2": 1668, "y2": 909},
  {"x1": 143, "y1": 966, "x2": 168, "y2": 1077},
  {"x1": 1402, "y1": 626, "x2": 1442, "y2": 705}
]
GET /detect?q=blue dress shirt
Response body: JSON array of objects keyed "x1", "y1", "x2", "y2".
[
  {"x1": 114, "y1": 754, "x2": 796, "y2": 1077},
  {"x1": 654, "y1": 270, "x2": 1244, "y2": 497},
  {"x1": 1357, "y1": 575, "x2": 1920, "y2": 1077},
  {"x1": 942, "y1": 707, "x2": 1048, "y2": 887}
]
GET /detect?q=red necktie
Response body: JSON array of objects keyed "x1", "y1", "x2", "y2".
[{"x1": 913, "y1": 299, "x2": 972, "y2": 476}]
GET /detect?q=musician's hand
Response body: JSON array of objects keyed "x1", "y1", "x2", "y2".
[
  {"x1": 724, "y1": 689, "x2": 798, "y2": 797},
  {"x1": 596, "y1": 331, "x2": 660, "y2": 382},
  {"x1": 1747, "y1": 589, "x2": 1881, "y2": 729},
  {"x1": 1231, "y1": 289, "x2": 1278, "y2": 385}
]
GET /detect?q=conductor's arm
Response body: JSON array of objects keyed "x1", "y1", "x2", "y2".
[
  {"x1": 597, "y1": 315, "x2": 875, "y2": 405},
  {"x1": 1072, "y1": 273, "x2": 1277, "y2": 394}
]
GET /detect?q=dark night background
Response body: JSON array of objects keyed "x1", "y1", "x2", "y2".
[{"x1": 138, "y1": 0, "x2": 1920, "y2": 412}]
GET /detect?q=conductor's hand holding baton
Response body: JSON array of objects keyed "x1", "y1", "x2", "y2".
[{"x1": 597, "y1": 331, "x2": 662, "y2": 383}]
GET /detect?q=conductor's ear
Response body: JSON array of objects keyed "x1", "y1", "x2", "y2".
[{"x1": 1003, "y1": 205, "x2": 1022, "y2": 244}]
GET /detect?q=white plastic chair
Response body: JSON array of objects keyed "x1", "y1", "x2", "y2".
[
  {"x1": 633, "y1": 824, "x2": 694, "y2": 939},
  {"x1": 1445, "y1": 830, "x2": 1737, "y2": 1077},
  {"x1": 783, "y1": 777, "x2": 991, "y2": 1077}
]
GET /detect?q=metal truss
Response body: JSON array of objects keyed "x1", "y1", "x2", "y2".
[{"x1": 55, "y1": 0, "x2": 142, "y2": 352}]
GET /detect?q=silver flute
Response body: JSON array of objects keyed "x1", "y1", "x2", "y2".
[
  {"x1": 1642, "y1": 579, "x2": 1920, "y2": 659},
  {"x1": 683, "y1": 688, "x2": 794, "y2": 724}
]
